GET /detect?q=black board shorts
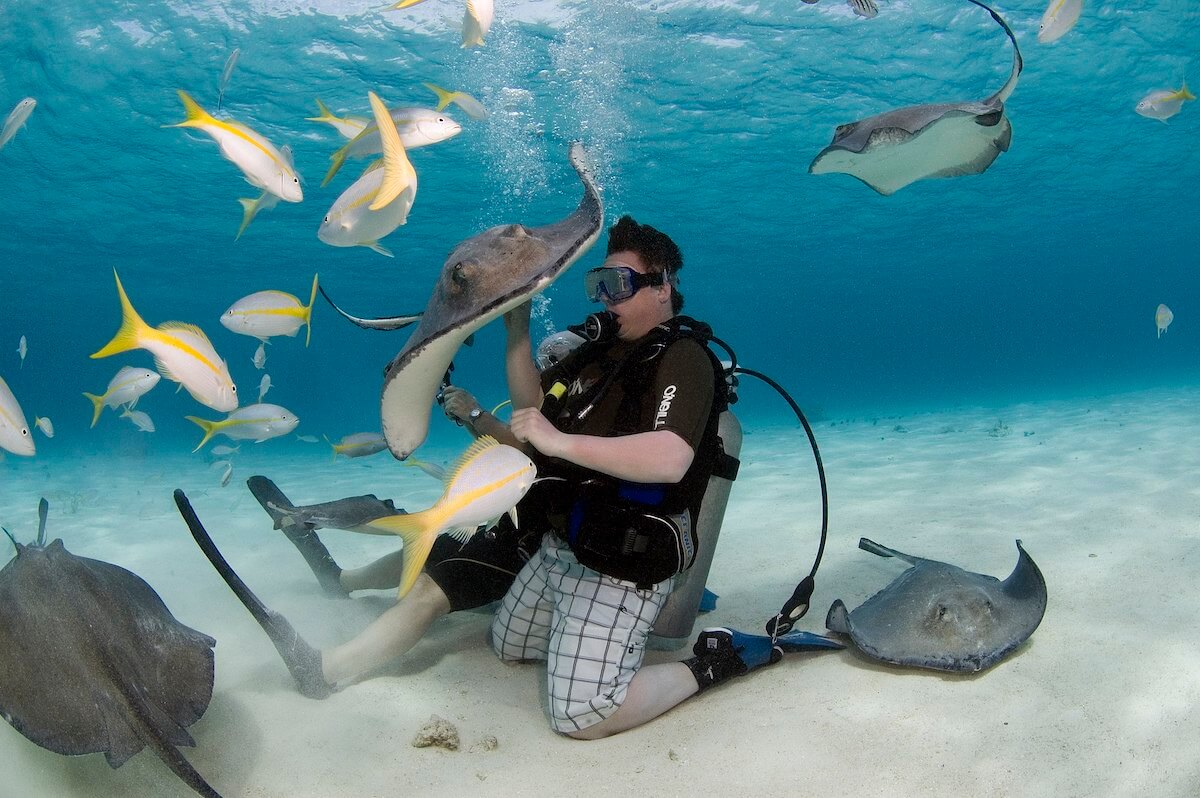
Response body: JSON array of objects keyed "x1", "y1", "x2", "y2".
[{"x1": 424, "y1": 519, "x2": 540, "y2": 612}]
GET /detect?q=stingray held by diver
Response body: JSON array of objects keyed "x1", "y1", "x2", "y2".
[
  {"x1": 0, "y1": 499, "x2": 221, "y2": 797},
  {"x1": 378, "y1": 140, "x2": 604, "y2": 460},
  {"x1": 809, "y1": 0, "x2": 1023, "y2": 195},
  {"x1": 826, "y1": 537, "x2": 1047, "y2": 673}
]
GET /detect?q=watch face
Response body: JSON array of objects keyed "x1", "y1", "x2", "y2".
[{"x1": 469, "y1": 408, "x2": 482, "y2": 419}]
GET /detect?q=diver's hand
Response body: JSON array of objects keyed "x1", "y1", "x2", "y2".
[
  {"x1": 503, "y1": 300, "x2": 533, "y2": 332},
  {"x1": 510, "y1": 407, "x2": 566, "y2": 457},
  {"x1": 441, "y1": 386, "x2": 480, "y2": 424}
]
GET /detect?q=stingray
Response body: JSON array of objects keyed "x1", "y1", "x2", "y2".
[
  {"x1": 826, "y1": 537, "x2": 1046, "y2": 673},
  {"x1": 809, "y1": 0, "x2": 1023, "y2": 195},
  {"x1": 247, "y1": 475, "x2": 401, "y2": 534},
  {"x1": 0, "y1": 499, "x2": 221, "y2": 797},
  {"x1": 379, "y1": 140, "x2": 604, "y2": 459},
  {"x1": 246, "y1": 474, "x2": 404, "y2": 598}
]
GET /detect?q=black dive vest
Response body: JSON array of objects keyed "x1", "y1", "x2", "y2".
[{"x1": 522, "y1": 316, "x2": 739, "y2": 586}]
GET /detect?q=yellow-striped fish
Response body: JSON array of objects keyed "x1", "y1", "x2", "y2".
[
  {"x1": 83, "y1": 366, "x2": 161, "y2": 428},
  {"x1": 359, "y1": 436, "x2": 536, "y2": 597},
  {"x1": 321, "y1": 104, "x2": 458, "y2": 187},
  {"x1": 390, "y1": 0, "x2": 493, "y2": 48},
  {"x1": 1037, "y1": 0, "x2": 1082, "y2": 44},
  {"x1": 326, "y1": 431, "x2": 388, "y2": 460},
  {"x1": 317, "y1": 92, "x2": 418, "y2": 257},
  {"x1": 185, "y1": 402, "x2": 299, "y2": 452},
  {"x1": 422, "y1": 82, "x2": 488, "y2": 120},
  {"x1": 166, "y1": 90, "x2": 302, "y2": 202},
  {"x1": 461, "y1": 0, "x2": 494, "y2": 47},
  {"x1": 220, "y1": 274, "x2": 319, "y2": 345},
  {"x1": 91, "y1": 271, "x2": 238, "y2": 412},
  {"x1": 306, "y1": 99, "x2": 370, "y2": 140}
]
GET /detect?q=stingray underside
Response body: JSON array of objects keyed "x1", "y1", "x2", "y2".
[
  {"x1": 810, "y1": 102, "x2": 1011, "y2": 195},
  {"x1": 826, "y1": 539, "x2": 1046, "y2": 673}
]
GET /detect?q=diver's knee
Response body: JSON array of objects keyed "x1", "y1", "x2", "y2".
[
  {"x1": 565, "y1": 723, "x2": 614, "y2": 741},
  {"x1": 406, "y1": 573, "x2": 452, "y2": 616}
]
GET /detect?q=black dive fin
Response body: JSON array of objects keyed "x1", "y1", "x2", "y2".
[{"x1": 173, "y1": 490, "x2": 334, "y2": 699}]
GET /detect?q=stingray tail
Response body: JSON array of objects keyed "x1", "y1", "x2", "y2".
[
  {"x1": 857, "y1": 537, "x2": 921, "y2": 565},
  {"x1": 102, "y1": 653, "x2": 223, "y2": 798},
  {"x1": 174, "y1": 490, "x2": 335, "y2": 698}
]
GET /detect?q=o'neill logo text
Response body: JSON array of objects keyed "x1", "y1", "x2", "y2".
[{"x1": 654, "y1": 385, "x2": 677, "y2": 428}]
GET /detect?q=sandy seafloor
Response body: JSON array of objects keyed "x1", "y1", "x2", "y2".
[{"x1": 2, "y1": 386, "x2": 1198, "y2": 798}]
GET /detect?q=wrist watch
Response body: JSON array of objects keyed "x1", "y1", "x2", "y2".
[{"x1": 468, "y1": 407, "x2": 484, "y2": 423}]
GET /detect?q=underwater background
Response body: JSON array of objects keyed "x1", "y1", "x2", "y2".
[
  {"x1": 2, "y1": 0, "x2": 1198, "y2": 460},
  {"x1": 3, "y1": 3, "x2": 1200, "y2": 796}
]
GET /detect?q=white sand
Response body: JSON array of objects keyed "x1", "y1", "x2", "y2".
[{"x1": 3, "y1": 386, "x2": 1199, "y2": 797}]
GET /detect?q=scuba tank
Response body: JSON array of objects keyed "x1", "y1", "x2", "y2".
[{"x1": 651, "y1": 395, "x2": 742, "y2": 646}]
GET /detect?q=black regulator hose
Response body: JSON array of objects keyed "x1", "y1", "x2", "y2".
[
  {"x1": 704, "y1": 330, "x2": 830, "y2": 641},
  {"x1": 732, "y1": 367, "x2": 829, "y2": 639}
]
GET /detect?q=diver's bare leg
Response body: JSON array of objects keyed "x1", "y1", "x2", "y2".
[
  {"x1": 340, "y1": 549, "x2": 405, "y2": 592},
  {"x1": 322, "y1": 572, "x2": 452, "y2": 684},
  {"x1": 566, "y1": 663, "x2": 699, "y2": 740}
]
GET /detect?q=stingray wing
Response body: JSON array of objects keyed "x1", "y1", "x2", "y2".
[{"x1": 0, "y1": 543, "x2": 215, "y2": 762}]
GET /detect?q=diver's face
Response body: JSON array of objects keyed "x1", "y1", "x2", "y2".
[{"x1": 599, "y1": 250, "x2": 672, "y2": 341}]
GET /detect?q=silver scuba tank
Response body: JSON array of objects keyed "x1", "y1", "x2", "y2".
[{"x1": 650, "y1": 405, "x2": 742, "y2": 647}]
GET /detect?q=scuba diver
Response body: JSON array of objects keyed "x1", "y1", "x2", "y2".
[
  {"x1": 485, "y1": 216, "x2": 839, "y2": 739},
  {"x1": 173, "y1": 215, "x2": 839, "y2": 714}
]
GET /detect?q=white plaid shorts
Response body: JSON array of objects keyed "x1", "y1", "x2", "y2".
[{"x1": 489, "y1": 533, "x2": 673, "y2": 733}]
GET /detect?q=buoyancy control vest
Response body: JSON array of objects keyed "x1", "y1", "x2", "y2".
[{"x1": 524, "y1": 315, "x2": 739, "y2": 587}]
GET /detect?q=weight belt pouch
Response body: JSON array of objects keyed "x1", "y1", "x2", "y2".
[{"x1": 565, "y1": 482, "x2": 696, "y2": 588}]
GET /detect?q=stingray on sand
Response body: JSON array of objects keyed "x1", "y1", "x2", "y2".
[
  {"x1": 809, "y1": 0, "x2": 1023, "y2": 195},
  {"x1": 0, "y1": 499, "x2": 221, "y2": 797},
  {"x1": 826, "y1": 537, "x2": 1047, "y2": 673}
]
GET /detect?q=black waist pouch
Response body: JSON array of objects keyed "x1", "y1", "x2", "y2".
[{"x1": 564, "y1": 482, "x2": 696, "y2": 588}]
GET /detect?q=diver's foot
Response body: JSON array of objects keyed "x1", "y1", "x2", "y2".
[
  {"x1": 684, "y1": 627, "x2": 782, "y2": 692},
  {"x1": 263, "y1": 609, "x2": 336, "y2": 700},
  {"x1": 247, "y1": 476, "x2": 348, "y2": 599}
]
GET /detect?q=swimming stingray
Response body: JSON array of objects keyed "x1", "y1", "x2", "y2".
[
  {"x1": 809, "y1": 0, "x2": 1023, "y2": 195},
  {"x1": 826, "y1": 537, "x2": 1046, "y2": 673},
  {"x1": 380, "y1": 140, "x2": 604, "y2": 459},
  {"x1": 248, "y1": 475, "x2": 401, "y2": 533},
  {"x1": 0, "y1": 499, "x2": 221, "y2": 797}
]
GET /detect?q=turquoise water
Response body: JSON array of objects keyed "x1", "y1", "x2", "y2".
[
  {"x1": 2, "y1": 0, "x2": 1197, "y2": 457},
  {"x1": 3, "y1": 5, "x2": 1200, "y2": 794}
]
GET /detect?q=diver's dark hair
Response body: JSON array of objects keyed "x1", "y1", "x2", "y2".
[{"x1": 606, "y1": 215, "x2": 684, "y2": 313}]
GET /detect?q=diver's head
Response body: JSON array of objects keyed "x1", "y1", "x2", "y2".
[
  {"x1": 604, "y1": 215, "x2": 684, "y2": 314},
  {"x1": 584, "y1": 249, "x2": 675, "y2": 341}
]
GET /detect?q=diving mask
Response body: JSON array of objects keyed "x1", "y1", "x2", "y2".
[{"x1": 583, "y1": 265, "x2": 666, "y2": 304}]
